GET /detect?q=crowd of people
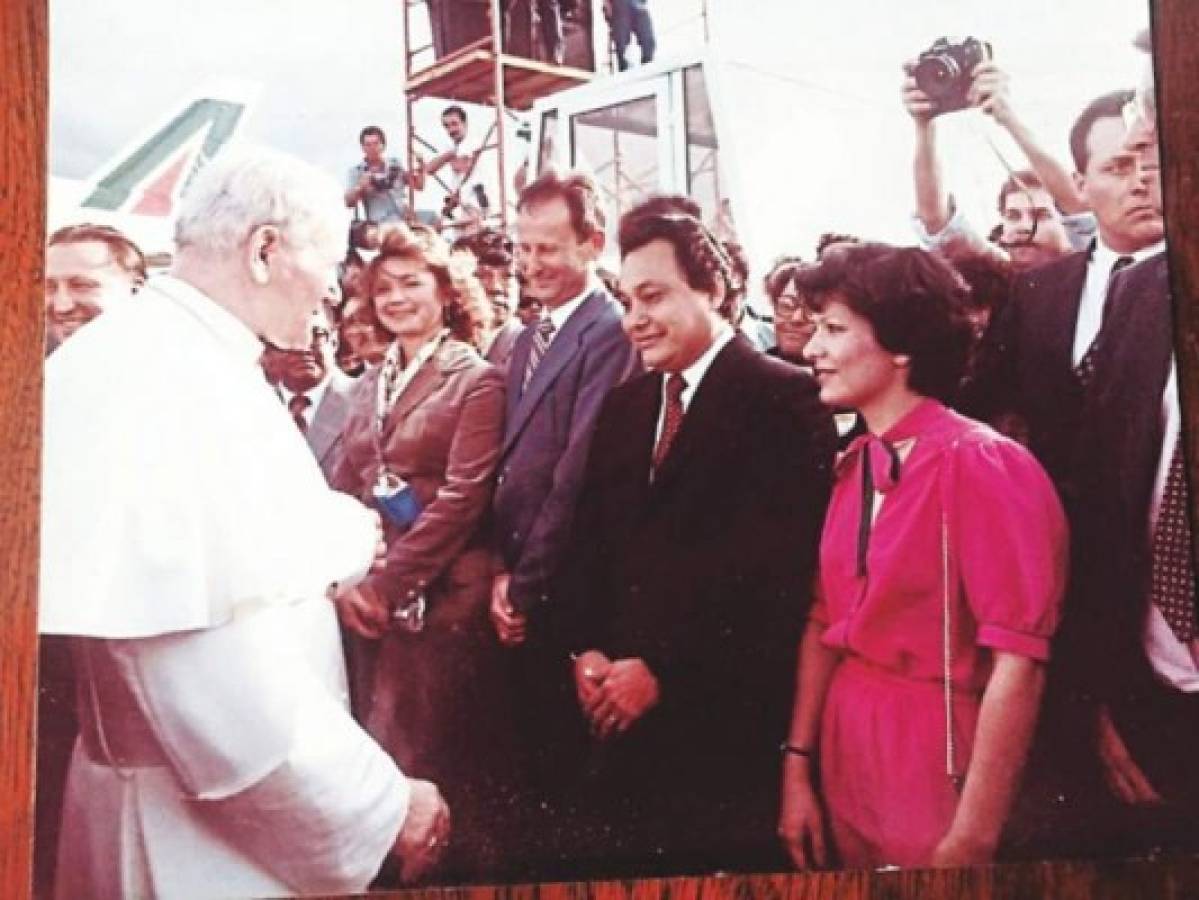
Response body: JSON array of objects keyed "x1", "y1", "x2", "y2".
[{"x1": 35, "y1": 24, "x2": 1196, "y2": 898}]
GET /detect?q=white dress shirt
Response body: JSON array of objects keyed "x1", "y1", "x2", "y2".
[
  {"x1": 543, "y1": 272, "x2": 602, "y2": 343},
  {"x1": 278, "y1": 377, "x2": 331, "y2": 430},
  {"x1": 1072, "y1": 239, "x2": 1165, "y2": 365},
  {"x1": 653, "y1": 323, "x2": 737, "y2": 444}
]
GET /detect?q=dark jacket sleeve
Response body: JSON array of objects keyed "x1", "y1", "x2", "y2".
[
  {"x1": 957, "y1": 280, "x2": 1022, "y2": 423},
  {"x1": 507, "y1": 320, "x2": 640, "y2": 611}
]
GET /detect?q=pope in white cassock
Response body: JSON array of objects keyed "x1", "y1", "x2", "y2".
[{"x1": 39, "y1": 147, "x2": 450, "y2": 898}]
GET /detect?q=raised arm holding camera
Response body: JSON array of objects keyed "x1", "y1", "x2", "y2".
[{"x1": 903, "y1": 38, "x2": 1092, "y2": 266}]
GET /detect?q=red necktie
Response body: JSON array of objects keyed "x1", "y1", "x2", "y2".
[
  {"x1": 652, "y1": 374, "x2": 687, "y2": 473},
  {"x1": 288, "y1": 393, "x2": 311, "y2": 434}
]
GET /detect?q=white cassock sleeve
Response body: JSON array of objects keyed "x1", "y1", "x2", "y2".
[
  {"x1": 106, "y1": 601, "x2": 409, "y2": 894},
  {"x1": 40, "y1": 287, "x2": 381, "y2": 639}
]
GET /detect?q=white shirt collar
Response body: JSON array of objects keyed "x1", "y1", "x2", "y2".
[
  {"x1": 545, "y1": 272, "x2": 600, "y2": 332},
  {"x1": 1072, "y1": 237, "x2": 1169, "y2": 365},
  {"x1": 151, "y1": 274, "x2": 265, "y2": 366},
  {"x1": 667, "y1": 323, "x2": 737, "y2": 412},
  {"x1": 1091, "y1": 236, "x2": 1164, "y2": 272},
  {"x1": 277, "y1": 375, "x2": 331, "y2": 416}
]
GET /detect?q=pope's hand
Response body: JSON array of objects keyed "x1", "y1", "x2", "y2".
[
  {"x1": 586, "y1": 657, "x2": 659, "y2": 738},
  {"x1": 334, "y1": 583, "x2": 389, "y2": 639},
  {"x1": 393, "y1": 779, "x2": 451, "y2": 883}
]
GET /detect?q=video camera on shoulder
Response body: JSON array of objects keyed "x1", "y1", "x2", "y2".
[{"x1": 913, "y1": 36, "x2": 992, "y2": 116}]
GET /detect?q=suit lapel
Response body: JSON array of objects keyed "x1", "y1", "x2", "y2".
[
  {"x1": 383, "y1": 347, "x2": 451, "y2": 434},
  {"x1": 1020, "y1": 250, "x2": 1089, "y2": 375},
  {"x1": 1051, "y1": 250, "x2": 1090, "y2": 370},
  {"x1": 623, "y1": 374, "x2": 661, "y2": 511},
  {"x1": 1118, "y1": 255, "x2": 1173, "y2": 521},
  {"x1": 308, "y1": 372, "x2": 351, "y2": 463},
  {"x1": 502, "y1": 290, "x2": 610, "y2": 456},
  {"x1": 308, "y1": 389, "x2": 343, "y2": 462},
  {"x1": 649, "y1": 337, "x2": 746, "y2": 496},
  {"x1": 506, "y1": 327, "x2": 534, "y2": 425}
]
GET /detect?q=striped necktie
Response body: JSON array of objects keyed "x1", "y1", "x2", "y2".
[{"x1": 522, "y1": 317, "x2": 557, "y2": 393}]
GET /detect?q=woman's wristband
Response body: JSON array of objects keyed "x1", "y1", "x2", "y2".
[{"x1": 780, "y1": 742, "x2": 815, "y2": 759}]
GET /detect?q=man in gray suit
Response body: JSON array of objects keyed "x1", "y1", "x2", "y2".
[
  {"x1": 262, "y1": 320, "x2": 357, "y2": 482},
  {"x1": 487, "y1": 170, "x2": 638, "y2": 873}
]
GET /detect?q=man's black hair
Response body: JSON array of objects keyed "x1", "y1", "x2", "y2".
[
  {"x1": 442, "y1": 105, "x2": 468, "y2": 124},
  {"x1": 1069, "y1": 89, "x2": 1135, "y2": 172},
  {"x1": 359, "y1": 125, "x2": 387, "y2": 145}
]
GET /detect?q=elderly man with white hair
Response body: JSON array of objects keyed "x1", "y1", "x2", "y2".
[{"x1": 40, "y1": 147, "x2": 450, "y2": 898}]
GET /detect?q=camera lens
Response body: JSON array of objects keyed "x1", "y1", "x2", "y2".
[{"x1": 914, "y1": 54, "x2": 961, "y2": 100}]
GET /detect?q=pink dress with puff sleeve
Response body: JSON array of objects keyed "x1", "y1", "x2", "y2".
[{"x1": 812, "y1": 399, "x2": 1067, "y2": 868}]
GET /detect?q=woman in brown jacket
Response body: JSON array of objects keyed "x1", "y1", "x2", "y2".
[{"x1": 332, "y1": 225, "x2": 509, "y2": 882}]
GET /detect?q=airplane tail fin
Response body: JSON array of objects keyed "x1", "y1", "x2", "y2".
[{"x1": 78, "y1": 81, "x2": 259, "y2": 219}]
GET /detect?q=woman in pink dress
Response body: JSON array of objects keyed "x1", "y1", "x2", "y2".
[{"x1": 778, "y1": 243, "x2": 1068, "y2": 869}]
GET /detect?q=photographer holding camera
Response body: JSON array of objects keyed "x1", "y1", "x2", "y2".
[
  {"x1": 346, "y1": 125, "x2": 425, "y2": 225},
  {"x1": 903, "y1": 39, "x2": 1093, "y2": 269}
]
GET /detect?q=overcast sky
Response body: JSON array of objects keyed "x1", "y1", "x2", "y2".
[
  {"x1": 49, "y1": 0, "x2": 708, "y2": 178},
  {"x1": 50, "y1": 0, "x2": 1150, "y2": 260}
]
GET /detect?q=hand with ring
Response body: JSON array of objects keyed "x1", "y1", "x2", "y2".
[
  {"x1": 572, "y1": 649, "x2": 612, "y2": 711},
  {"x1": 585, "y1": 657, "x2": 660, "y2": 739},
  {"x1": 393, "y1": 778, "x2": 451, "y2": 883}
]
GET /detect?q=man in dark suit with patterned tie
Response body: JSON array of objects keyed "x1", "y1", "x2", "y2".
[
  {"x1": 487, "y1": 170, "x2": 639, "y2": 871},
  {"x1": 1065, "y1": 33, "x2": 1199, "y2": 858},
  {"x1": 560, "y1": 201, "x2": 836, "y2": 876},
  {"x1": 959, "y1": 84, "x2": 1169, "y2": 859},
  {"x1": 961, "y1": 89, "x2": 1166, "y2": 495}
]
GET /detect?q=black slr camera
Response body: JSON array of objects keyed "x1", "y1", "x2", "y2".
[
  {"x1": 369, "y1": 162, "x2": 402, "y2": 190},
  {"x1": 913, "y1": 36, "x2": 992, "y2": 116}
]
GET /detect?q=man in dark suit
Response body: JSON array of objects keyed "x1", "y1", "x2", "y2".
[
  {"x1": 1065, "y1": 41, "x2": 1198, "y2": 857},
  {"x1": 962, "y1": 89, "x2": 1165, "y2": 493},
  {"x1": 965, "y1": 84, "x2": 1168, "y2": 861},
  {"x1": 489, "y1": 169, "x2": 639, "y2": 646},
  {"x1": 486, "y1": 170, "x2": 639, "y2": 869},
  {"x1": 561, "y1": 203, "x2": 836, "y2": 876}
]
